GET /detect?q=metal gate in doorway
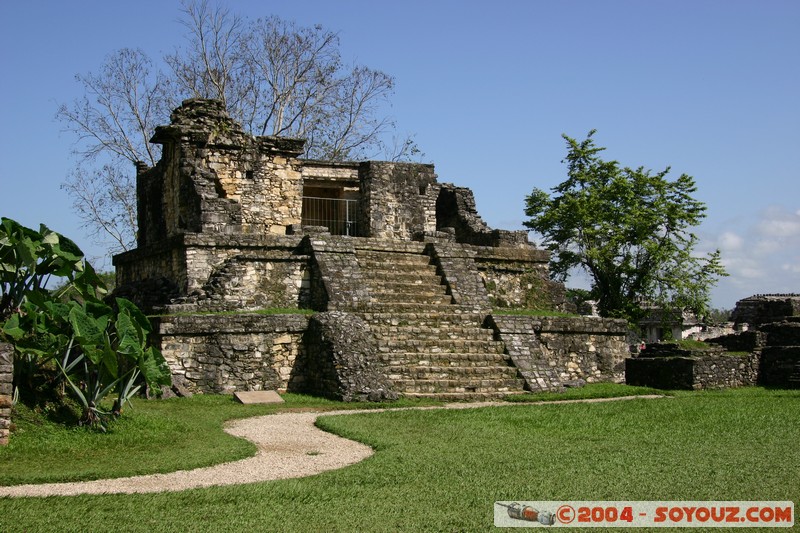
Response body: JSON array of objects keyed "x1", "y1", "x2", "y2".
[{"x1": 301, "y1": 197, "x2": 358, "y2": 236}]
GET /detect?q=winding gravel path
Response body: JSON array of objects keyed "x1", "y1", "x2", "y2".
[{"x1": 0, "y1": 395, "x2": 663, "y2": 497}]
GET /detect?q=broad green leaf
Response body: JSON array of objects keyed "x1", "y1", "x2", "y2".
[
  {"x1": 68, "y1": 306, "x2": 105, "y2": 346},
  {"x1": 1, "y1": 314, "x2": 24, "y2": 341},
  {"x1": 139, "y1": 346, "x2": 172, "y2": 389},
  {"x1": 116, "y1": 310, "x2": 143, "y2": 358},
  {"x1": 115, "y1": 298, "x2": 152, "y2": 335}
]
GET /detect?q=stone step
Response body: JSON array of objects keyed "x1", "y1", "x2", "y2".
[
  {"x1": 371, "y1": 326, "x2": 496, "y2": 342},
  {"x1": 403, "y1": 391, "x2": 528, "y2": 401},
  {"x1": 360, "y1": 264, "x2": 440, "y2": 277},
  {"x1": 366, "y1": 280, "x2": 447, "y2": 294},
  {"x1": 356, "y1": 302, "x2": 461, "y2": 313},
  {"x1": 362, "y1": 271, "x2": 442, "y2": 287},
  {"x1": 359, "y1": 311, "x2": 485, "y2": 328},
  {"x1": 391, "y1": 377, "x2": 527, "y2": 394},
  {"x1": 353, "y1": 240, "x2": 428, "y2": 254},
  {"x1": 386, "y1": 365, "x2": 521, "y2": 381},
  {"x1": 369, "y1": 292, "x2": 453, "y2": 305},
  {"x1": 375, "y1": 338, "x2": 505, "y2": 354},
  {"x1": 380, "y1": 351, "x2": 512, "y2": 366},
  {"x1": 356, "y1": 252, "x2": 432, "y2": 266}
]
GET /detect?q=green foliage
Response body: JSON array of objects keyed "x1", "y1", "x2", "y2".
[
  {"x1": 524, "y1": 131, "x2": 727, "y2": 322},
  {"x1": 0, "y1": 217, "x2": 84, "y2": 321},
  {"x1": 0, "y1": 217, "x2": 170, "y2": 430},
  {"x1": 705, "y1": 307, "x2": 732, "y2": 324}
]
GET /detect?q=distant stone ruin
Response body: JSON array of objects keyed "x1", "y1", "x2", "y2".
[
  {"x1": 114, "y1": 99, "x2": 630, "y2": 400},
  {"x1": 626, "y1": 294, "x2": 800, "y2": 390}
]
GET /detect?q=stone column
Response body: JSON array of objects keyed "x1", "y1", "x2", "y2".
[{"x1": 0, "y1": 343, "x2": 12, "y2": 445}]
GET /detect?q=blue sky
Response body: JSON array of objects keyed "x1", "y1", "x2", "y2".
[{"x1": 1, "y1": 1, "x2": 798, "y2": 309}]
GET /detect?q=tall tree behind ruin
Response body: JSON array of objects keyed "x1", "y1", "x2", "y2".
[
  {"x1": 58, "y1": 0, "x2": 418, "y2": 254},
  {"x1": 524, "y1": 130, "x2": 727, "y2": 322}
]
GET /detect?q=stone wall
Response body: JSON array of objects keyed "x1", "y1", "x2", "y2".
[
  {"x1": 473, "y1": 246, "x2": 568, "y2": 310},
  {"x1": 486, "y1": 315, "x2": 629, "y2": 391},
  {"x1": 759, "y1": 347, "x2": 800, "y2": 388},
  {"x1": 115, "y1": 234, "x2": 310, "y2": 313},
  {"x1": 154, "y1": 314, "x2": 310, "y2": 394},
  {"x1": 435, "y1": 184, "x2": 529, "y2": 247},
  {"x1": 756, "y1": 320, "x2": 800, "y2": 388},
  {"x1": 731, "y1": 294, "x2": 800, "y2": 326},
  {"x1": 707, "y1": 318, "x2": 800, "y2": 388},
  {"x1": 360, "y1": 161, "x2": 439, "y2": 240},
  {"x1": 0, "y1": 343, "x2": 11, "y2": 445},
  {"x1": 138, "y1": 99, "x2": 306, "y2": 247},
  {"x1": 625, "y1": 353, "x2": 758, "y2": 390}
]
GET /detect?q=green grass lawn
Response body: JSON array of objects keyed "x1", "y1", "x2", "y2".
[{"x1": 1, "y1": 386, "x2": 798, "y2": 532}]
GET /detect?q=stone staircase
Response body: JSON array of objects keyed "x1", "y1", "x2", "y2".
[{"x1": 353, "y1": 242, "x2": 528, "y2": 400}]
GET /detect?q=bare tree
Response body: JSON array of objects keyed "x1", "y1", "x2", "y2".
[
  {"x1": 167, "y1": 3, "x2": 405, "y2": 160},
  {"x1": 165, "y1": 1, "x2": 247, "y2": 111},
  {"x1": 58, "y1": 48, "x2": 173, "y2": 167},
  {"x1": 58, "y1": 0, "x2": 421, "y2": 256},
  {"x1": 57, "y1": 48, "x2": 174, "y2": 252},
  {"x1": 61, "y1": 165, "x2": 138, "y2": 253}
]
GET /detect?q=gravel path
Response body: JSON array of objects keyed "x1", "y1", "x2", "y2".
[{"x1": 0, "y1": 395, "x2": 663, "y2": 498}]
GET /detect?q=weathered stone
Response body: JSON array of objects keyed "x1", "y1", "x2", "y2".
[
  {"x1": 109, "y1": 99, "x2": 637, "y2": 400},
  {"x1": 233, "y1": 390, "x2": 285, "y2": 404},
  {"x1": 298, "y1": 311, "x2": 398, "y2": 402},
  {"x1": 0, "y1": 343, "x2": 11, "y2": 445},
  {"x1": 625, "y1": 353, "x2": 759, "y2": 390}
]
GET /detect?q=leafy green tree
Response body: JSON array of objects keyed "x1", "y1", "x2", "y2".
[
  {"x1": 524, "y1": 131, "x2": 726, "y2": 322},
  {"x1": 1, "y1": 217, "x2": 170, "y2": 429}
]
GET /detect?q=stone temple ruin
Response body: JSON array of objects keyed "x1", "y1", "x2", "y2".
[
  {"x1": 113, "y1": 98, "x2": 631, "y2": 401},
  {"x1": 626, "y1": 294, "x2": 800, "y2": 390}
]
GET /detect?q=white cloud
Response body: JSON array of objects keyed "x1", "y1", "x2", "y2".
[
  {"x1": 782, "y1": 263, "x2": 800, "y2": 274},
  {"x1": 756, "y1": 206, "x2": 800, "y2": 239},
  {"x1": 718, "y1": 231, "x2": 743, "y2": 251},
  {"x1": 705, "y1": 205, "x2": 800, "y2": 307}
]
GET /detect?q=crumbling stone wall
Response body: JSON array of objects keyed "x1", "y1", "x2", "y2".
[
  {"x1": 154, "y1": 314, "x2": 310, "y2": 394},
  {"x1": 115, "y1": 234, "x2": 310, "y2": 313},
  {"x1": 137, "y1": 99, "x2": 306, "y2": 246},
  {"x1": 706, "y1": 297, "x2": 800, "y2": 389},
  {"x1": 486, "y1": 315, "x2": 628, "y2": 391},
  {"x1": 625, "y1": 353, "x2": 758, "y2": 390},
  {"x1": 436, "y1": 184, "x2": 529, "y2": 247},
  {"x1": 473, "y1": 246, "x2": 568, "y2": 310},
  {"x1": 0, "y1": 343, "x2": 11, "y2": 445},
  {"x1": 296, "y1": 312, "x2": 397, "y2": 401}
]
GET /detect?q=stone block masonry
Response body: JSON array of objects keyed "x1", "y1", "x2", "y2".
[
  {"x1": 297, "y1": 312, "x2": 398, "y2": 401},
  {"x1": 154, "y1": 314, "x2": 310, "y2": 394},
  {"x1": 486, "y1": 315, "x2": 629, "y2": 391},
  {"x1": 0, "y1": 343, "x2": 12, "y2": 445},
  {"x1": 625, "y1": 353, "x2": 758, "y2": 390}
]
